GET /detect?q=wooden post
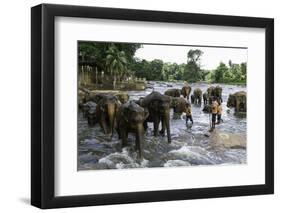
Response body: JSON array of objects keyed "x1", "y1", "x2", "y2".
[
  {"x1": 81, "y1": 66, "x2": 84, "y2": 85},
  {"x1": 95, "y1": 67, "x2": 98, "y2": 87}
]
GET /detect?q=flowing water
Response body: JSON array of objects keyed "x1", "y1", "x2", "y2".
[{"x1": 78, "y1": 82, "x2": 246, "y2": 170}]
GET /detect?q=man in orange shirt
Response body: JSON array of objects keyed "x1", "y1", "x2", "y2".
[
  {"x1": 217, "y1": 102, "x2": 222, "y2": 124},
  {"x1": 210, "y1": 98, "x2": 218, "y2": 131},
  {"x1": 185, "y1": 103, "x2": 193, "y2": 125}
]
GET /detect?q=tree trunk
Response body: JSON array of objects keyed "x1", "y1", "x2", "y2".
[{"x1": 113, "y1": 74, "x2": 116, "y2": 90}]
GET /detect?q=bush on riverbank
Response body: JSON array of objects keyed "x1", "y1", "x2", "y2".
[{"x1": 204, "y1": 61, "x2": 247, "y2": 85}]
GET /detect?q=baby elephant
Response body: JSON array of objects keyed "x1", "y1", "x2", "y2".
[
  {"x1": 164, "y1": 89, "x2": 181, "y2": 97},
  {"x1": 116, "y1": 101, "x2": 149, "y2": 158},
  {"x1": 82, "y1": 101, "x2": 96, "y2": 116},
  {"x1": 82, "y1": 101, "x2": 98, "y2": 126},
  {"x1": 193, "y1": 88, "x2": 202, "y2": 105}
]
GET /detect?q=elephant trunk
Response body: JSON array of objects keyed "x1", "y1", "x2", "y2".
[
  {"x1": 135, "y1": 123, "x2": 144, "y2": 159},
  {"x1": 107, "y1": 104, "x2": 115, "y2": 136}
]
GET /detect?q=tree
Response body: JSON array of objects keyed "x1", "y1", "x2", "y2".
[
  {"x1": 105, "y1": 45, "x2": 127, "y2": 89},
  {"x1": 79, "y1": 42, "x2": 141, "y2": 75},
  {"x1": 240, "y1": 62, "x2": 247, "y2": 82},
  {"x1": 214, "y1": 62, "x2": 228, "y2": 83},
  {"x1": 223, "y1": 68, "x2": 234, "y2": 83},
  {"x1": 201, "y1": 70, "x2": 210, "y2": 81},
  {"x1": 183, "y1": 49, "x2": 204, "y2": 82},
  {"x1": 162, "y1": 63, "x2": 180, "y2": 81},
  {"x1": 187, "y1": 49, "x2": 203, "y2": 64},
  {"x1": 149, "y1": 59, "x2": 164, "y2": 80},
  {"x1": 229, "y1": 63, "x2": 242, "y2": 82}
]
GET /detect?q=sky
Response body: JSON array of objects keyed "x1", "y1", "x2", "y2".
[{"x1": 135, "y1": 44, "x2": 248, "y2": 70}]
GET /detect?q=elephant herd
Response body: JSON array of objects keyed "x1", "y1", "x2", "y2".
[
  {"x1": 78, "y1": 84, "x2": 247, "y2": 159},
  {"x1": 165, "y1": 85, "x2": 223, "y2": 110},
  {"x1": 79, "y1": 85, "x2": 194, "y2": 158}
]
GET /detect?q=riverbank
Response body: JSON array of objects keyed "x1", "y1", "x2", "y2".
[{"x1": 148, "y1": 80, "x2": 246, "y2": 86}]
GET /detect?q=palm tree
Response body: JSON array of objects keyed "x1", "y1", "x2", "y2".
[{"x1": 105, "y1": 45, "x2": 127, "y2": 89}]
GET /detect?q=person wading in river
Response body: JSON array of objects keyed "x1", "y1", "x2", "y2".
[
  {"x1": 210, "y1": 98, "x2": 218, "y2": 131},
  {"x1": 216, "y1": 101, "x2": 223, "y2": 124},
  {"x1": 185, "y1": 102, "x2": 193, "y2": 125}
]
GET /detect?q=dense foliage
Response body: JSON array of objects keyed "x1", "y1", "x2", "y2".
[
  {"x1": 79, "y1": 42, "x2": 141, "y2": 73},
  {"x1": 206, "y1": 61, "x2": 247, "y2": 84},
  {"x1": 79, "y1": 42, "x2": 246, "y2": 84},
  {"x1": 132, "y1": 49, "x2": 205, "y2": 82}
]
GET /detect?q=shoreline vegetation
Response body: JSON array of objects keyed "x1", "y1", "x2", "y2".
[{"x1": 78, "y1": 42, "x2": 247, "y2": 90}]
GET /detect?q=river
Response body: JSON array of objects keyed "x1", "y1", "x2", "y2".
[{"x1": 78, "y1": 82, "x2": 247, "y2": 170}]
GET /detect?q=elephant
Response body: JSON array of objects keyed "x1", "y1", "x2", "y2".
[
  {"x1": 89, "y1": 92, "x2": 129, "y2": 104},
  {"x1": 82, "y1": 101, "x2": 96, "y2": 118},
  {"x1": 207, "y1": 86, "x2": 215, "y2": 97},
  {"x1": 181, "y1": 85, "x2": 192, "y2": 99},
  {"x1": 227, "y1": 91, "x2": 247, "y2": 113},
  {"x1": 193, "y1": 88, "x2": 202, "y2": 105},
  {"x1": 203, "y1": 92, "x2": 208, "y2": 105},
  {"x1": 170, "y1": 97, "x2": 189, "y2": 114},
  {"x1": 86, "y1": 105, "x2": 98, "y2": 126},
  {"x1": 206, "y1": 86, "x2": 223, "y2": 103},
  {"x1": 164, "y1": 88, "x2": 181, "y2": 97},
  {"x1": 116, "y1": 101, "x2": 149, "y2": 158},
  {"x1": 96, "y1": 94, "x2": 121, "y2": 136},
  {"x1": 214, "y1": 86, "x2": 223, "y2": 103},
  {"x1": 140, "y1": 91, "x2": 172, "y2": 143}
]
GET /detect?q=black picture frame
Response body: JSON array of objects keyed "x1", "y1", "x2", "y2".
[{"x1": 31, "y1": 3, "x2": 274, "y2": 209}]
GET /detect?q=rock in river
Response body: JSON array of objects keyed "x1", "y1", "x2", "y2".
[{"x1": 209, "y1": 130, "x2": 246, "y2": 149}]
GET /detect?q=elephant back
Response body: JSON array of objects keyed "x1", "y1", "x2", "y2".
[
  {"x1": 227, "y1": 91, "x2": 246, "y2": 107},
  {"x1": 142, "y1": 91, "x2": 171, "y2": 106},
  {"x1": 89, "y1": 93, "x2": 107, "y2": 103},
  {"x1": 117, "y1": 101, "x2": 148, "y2": 124},
  {"x1": 164, "y1": 88, "x2": 181, "y2": 97},
  {"x1": 181, "y1": 85, "x2": 191, "y2": 96},
  {"x1": 83, "y1": 101, "x2": 97, "y2": 111},
  {"x1": 193, "y1": 88, "x2": 202, "y2": 96},
  {"x1": 207, "y1": 86, "x2": 215, "y2": 96},
  {"x1": 171, "y1": 97, "x2": 188, "y2": 113},
  {"x1": 234, "y1": 91, "x2": 247, "y2": 104},
  {"x1": 214, "y1": 86, "x2": 223, "y2": 97},
  {"x1": 122, "y1": 101, "x2": 144, "y2": 113},
  {"x1": 234, "y1": 91, "x2": 246, "y2": 97}
]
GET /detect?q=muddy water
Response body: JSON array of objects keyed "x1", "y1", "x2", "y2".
[{"x1": 78, "y1": 82, "x2": 246, "y2": 170}]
